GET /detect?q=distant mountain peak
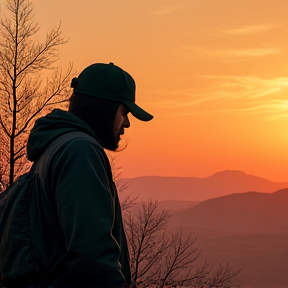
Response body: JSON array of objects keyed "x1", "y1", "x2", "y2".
[
  {"x1": 210, "y1": 170, "x2": 247, "y2": 176},
  {"x1": 207, "y1": 170, "x2": 270, "y2": 182}
]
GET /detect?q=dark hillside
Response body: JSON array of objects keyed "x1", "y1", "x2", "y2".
[
  {"x1": 170, "y1": 188, "x2": 288, "y2": 234},
  {"x1": 168, "y1": 188, "x2": 288, "y2": 288}
]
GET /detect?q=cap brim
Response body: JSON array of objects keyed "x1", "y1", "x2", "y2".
[{"x1": 123, "y1": 101, "x2": 153, "y2": 121}]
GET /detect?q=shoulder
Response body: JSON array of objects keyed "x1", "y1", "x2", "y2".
[
  {"x1": 45, "y1": 133, "x2": 113, "y2": 192},
  {"x1": 56, "y1": 133, "x2": 108, "y2": 166}
]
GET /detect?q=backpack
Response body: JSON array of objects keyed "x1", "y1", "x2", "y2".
[
  {"x1": 0, "y1": 164, "x2": 39, "y2": 287},
  {"x1": 0, "y1": 131, "x2": 96, "y2": 287}
]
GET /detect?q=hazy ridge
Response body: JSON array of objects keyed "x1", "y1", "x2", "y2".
[{"x1": 118, "y1": 170, "x2": 288, "y2": 201}]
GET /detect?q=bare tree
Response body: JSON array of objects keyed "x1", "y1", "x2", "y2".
[
  {"x1": 124, "y1": 200, "x2": 241, "y2": 288},
  {"x1": 0, "y1": 167, "x2": 4, "y2": 191},
  {"x1": 155, "y1": 230, "x2": 204, "y2": 287},
  {"x1": 125, "y1": 200, "x2": 171, "y2": 284},
  {"x1": 202, "y1": 263, "x2": 241, "y2": 288},
  {"x1": 0, "y1": 0, "x2": 73, "y2": 185}
]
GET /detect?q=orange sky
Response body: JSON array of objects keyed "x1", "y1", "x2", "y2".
[{"x1": 2, "y1": 0, "x2": 287, "y2": 182}]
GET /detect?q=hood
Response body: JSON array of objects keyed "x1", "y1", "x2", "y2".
[{"x1": 27, "y1": 109, "x2": 99, "y2": 162}]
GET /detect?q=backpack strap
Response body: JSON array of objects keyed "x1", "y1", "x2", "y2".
[
  {"x1": 42, "y1": 131, "x2": 102, "y2": 158},
  {"x1": 35, "y1": 131, "x2": 105, "y2": 178}
]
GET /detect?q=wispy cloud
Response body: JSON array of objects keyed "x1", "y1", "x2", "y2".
[
  {"x1": 214, "y1": 24, "x2": 280, "y2": 35},
  {"x1": 150, "y1": 5, "x2": 184, "y2": 15},
  {"x1": 213, "y1": 48, "x2": 280, "y2": 57},
  {"x1": 178, "y1": 46, "x2": 281, "y2": 62},
  {"x1": 148, "y1": 76, "x2": 288, "y2": 120}
]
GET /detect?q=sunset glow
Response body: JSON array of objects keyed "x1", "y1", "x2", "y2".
[{"x1": 3, "y1": 0, "x2": 287, "y2": 182}]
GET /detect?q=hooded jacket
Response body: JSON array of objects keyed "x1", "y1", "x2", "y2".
[{"x1": 24, "y1": 109, "x2": 131, "y2": 287}]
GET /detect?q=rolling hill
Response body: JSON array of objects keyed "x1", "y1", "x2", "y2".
[
  {"x1": 169, "y1": 188, "x2": 288, "y2": 234},
  {"x1": 168, "y1": 188, "x2": 288, "y2": 288}
]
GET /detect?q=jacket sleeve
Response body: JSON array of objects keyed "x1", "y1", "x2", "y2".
[{"x1": 50, "y1": 137, "x2": 125, "y2": 288}]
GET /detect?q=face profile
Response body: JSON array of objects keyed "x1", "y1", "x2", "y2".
[{"x1": 113, "y1": 103, "x2": 131, "y2": 147}]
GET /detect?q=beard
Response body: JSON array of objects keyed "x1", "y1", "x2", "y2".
[
  {"x1": 86, "y1": 113, "x2": 119, "y2": 151},
  {"x1": 101, "y1": 129, "x2": 119, "y2": 151}
]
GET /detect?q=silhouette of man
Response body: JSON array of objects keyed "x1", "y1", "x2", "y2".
[{"x1": 25, "y1": 63, "x2": 153, "y2": 287}]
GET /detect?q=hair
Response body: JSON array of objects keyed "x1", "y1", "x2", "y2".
[{"x1": 68, "y1": 92, "x2": 120, "y2": 150}]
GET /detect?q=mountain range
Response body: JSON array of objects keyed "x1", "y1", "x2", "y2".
[
  {"x1": 117, "y1": 170, "x2": 288, "y2": 202},
  {"x1": 117, "y1": 170, "x2": 288, "y2": 287}
]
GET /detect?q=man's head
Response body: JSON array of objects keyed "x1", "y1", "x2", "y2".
[{"x1": 69, "y1": 62, "x2": 153, "y2": 151}]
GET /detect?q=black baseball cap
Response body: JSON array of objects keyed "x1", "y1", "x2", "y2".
[{"x1": 71, "y1": 62, "x2": 153, "y2": 121}]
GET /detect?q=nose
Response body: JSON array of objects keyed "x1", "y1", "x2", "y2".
[{"x1": 123, "y1": 115, "x2": 130, "y2": 128}]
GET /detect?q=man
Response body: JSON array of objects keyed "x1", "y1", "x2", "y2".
[{"x1": 25, "y1": 62, "x2": 153, "y2": 287}]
